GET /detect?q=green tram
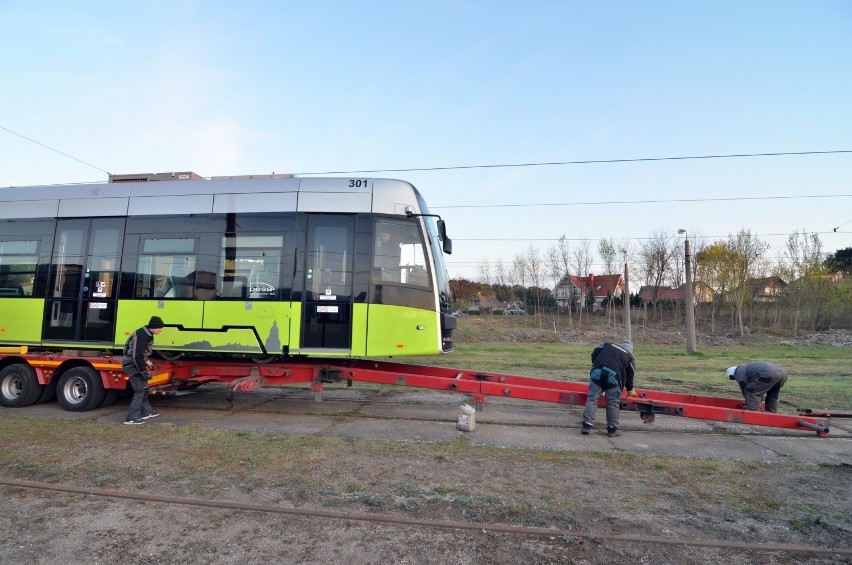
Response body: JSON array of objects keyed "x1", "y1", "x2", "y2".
[{"x1": 0, "y1": 173, "x2": 456, "y2": 360}]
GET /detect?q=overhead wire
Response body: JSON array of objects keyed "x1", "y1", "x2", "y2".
[
  {"x1": 0, "y1": 125, "x2": 111, "y2": 176},
  {"x1": 432, "y1": 193, "x2": 851, "y2": 210},
  {"x1": 294, "y1": 150, "x2": 852, "y2": 176}
]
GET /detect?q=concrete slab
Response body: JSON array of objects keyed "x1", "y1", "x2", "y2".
[
  {"x1": 2, "y1": 386, "x2": 847, "y2": 466},
  {"x1": 748, "y1": 435, "x2": 852, "y2": 466},
  {"x1": 330, "y1": 417, "x2": 461, "y2": 443}
]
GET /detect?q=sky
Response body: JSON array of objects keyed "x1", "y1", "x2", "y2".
[{"x1": 1, "y1": 1, "x2": 850, "y2": 283}]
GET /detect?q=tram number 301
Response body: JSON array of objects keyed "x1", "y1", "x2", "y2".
[{"x1": 348, "y1": 179, "x2": 368, "y2": 188}]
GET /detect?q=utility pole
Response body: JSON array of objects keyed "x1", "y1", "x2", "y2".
[
  {"x1": 622, "y1": 248, "x2": 632, "y2": 343},
  {"x1": 678, "y1": 229, "x2": 697, "y2": 353}
]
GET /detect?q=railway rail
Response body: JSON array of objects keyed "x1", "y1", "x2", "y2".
[{"x1": 2, "y1": 478, "x2": 849, "y2": 557}]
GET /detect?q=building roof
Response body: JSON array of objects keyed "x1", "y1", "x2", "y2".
[{"x1": 565, "y1": 273, "x2": 623, "y2": 298}]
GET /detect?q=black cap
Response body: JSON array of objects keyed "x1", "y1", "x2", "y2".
[{"x1": 148, "y1": 316, "x2": 165, "y2": 329}]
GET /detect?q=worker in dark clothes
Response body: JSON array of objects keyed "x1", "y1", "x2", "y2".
[
  {"x1": 582, "y1": 340, "x2": 637, "y2": 437},
  {"x1": 727, "y1": 361, "x2": 788, "y2": 412},
  {"x1": 122, "y1": 316, "x2": 165, "y2": 424}
]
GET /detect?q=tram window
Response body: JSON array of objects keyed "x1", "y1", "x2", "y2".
[
  {"x1": 135, "y1": 238, "x2": 198, "y2": 299},
  {"x1": 220, "y1": 235, "x2": 283, "y2": 299},
  {"x1": 373, "y1": 221, "x2": 430, "y2": 289},
  {"x1": 0, "y1": 240, "x2": 38, "y2": 297}
]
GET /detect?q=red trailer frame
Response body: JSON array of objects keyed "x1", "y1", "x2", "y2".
[{"x1": 0, "y1": 351, "x2": 831, "y2": 436}]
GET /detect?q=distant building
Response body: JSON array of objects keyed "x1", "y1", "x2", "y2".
[
  {"x1": 552, "y1": 273, "x2": 623, "y2": 311},
  {"x1": 639, "y1": 282, "x2": 714, "y2": 305}
]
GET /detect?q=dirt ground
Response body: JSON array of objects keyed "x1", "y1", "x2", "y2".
[
  {"x1": 1, "y1": 324, "x2": 850, "y2": 564},
  {"x1": 1, "y1": 392, "x2": 850, "y2": 564}
]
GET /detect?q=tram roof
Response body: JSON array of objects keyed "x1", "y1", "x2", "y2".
[{"x1": 0, "y1": 175, "x2": 425, "y2": 219}]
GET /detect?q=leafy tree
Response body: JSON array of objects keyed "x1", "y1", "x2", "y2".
[
  {"x1": 725, "y1": 229, "x2": 769, "y2": 336},
  {"x1": 824, "y1": 247, "x2": 852, "y2": 276},
  {"x1": 695, "y1": 242, "x2": 729, "y2": 332}
]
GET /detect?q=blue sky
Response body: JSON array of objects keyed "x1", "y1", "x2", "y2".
[{"x1": 1, "y1": 1, "x2": 850, "y2": 281}]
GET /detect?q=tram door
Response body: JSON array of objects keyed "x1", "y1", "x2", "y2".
[
  {"x1": 301, "y1": 215, "x2": 354, "y2": 351},
  {"x1": 43, "y1": 218, "x2": 125, "y2": 343}
]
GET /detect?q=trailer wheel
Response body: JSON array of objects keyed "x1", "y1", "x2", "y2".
[
  {"x1": 0, "y1": 363, "x2": 42, "y2": 407},
  {"x1": 98, "y1": 389, "x2": 118, "y2": 408},
  {"x1": 56, "y1": 367, "x2": 105, "y2": 412},
  {"x1": 35, "y1": 378, "x2": 57, "y2": 404},
  {"x1": 156, "y1": 350, "x2": 183, "y2": 361}
]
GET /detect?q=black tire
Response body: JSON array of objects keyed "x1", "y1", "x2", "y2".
[
  {"x1": 98, "y1": 389, "x2": 118, "y2": 408},
  {"x1": 56, "y1": 367, "x2": 106, "y2": 412},
  {"x1": 156, "y1": 350, "x2": 183, "y2": 361},
  {"x1": 0, "y1": 363, "x2": 42, "y2": 407},
  {"x1": 35, "y1": 378, "x2": 57, "y2": 404}
]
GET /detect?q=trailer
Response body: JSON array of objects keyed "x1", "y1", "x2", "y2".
[{"x1": 0, "y1": 349, "x2": 831, "y2": 436}]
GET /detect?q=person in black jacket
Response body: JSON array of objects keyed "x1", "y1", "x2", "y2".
[
  {"x1": 122, "y1": 316, "x2": 165, "y2": 424},
  {"x1": 581, "y1": 340, "x2": 637, "y2": 437}
]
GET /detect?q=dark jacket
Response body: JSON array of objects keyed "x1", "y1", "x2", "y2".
[
  {"x1": 731, "y1": 361, "x2": 786, "y2": 394},
  {"x1": 591, "y1": 342, "x2": 636, "y2": 392},
  {"x1": 122, "y1": 326, "x2": 155, "y2": 378}
]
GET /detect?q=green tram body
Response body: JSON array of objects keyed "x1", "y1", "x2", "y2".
[{"x1": 0, "y1": 174, "x2": 456, "y2": 359}]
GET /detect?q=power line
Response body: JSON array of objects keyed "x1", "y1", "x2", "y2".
[
  {"x1": 295, "y1": 150, "x2": 852, "y2": 176},
  {"x1": 450, "y1": 230, "x2": 848, "y2": 243},
  {"x1": 0, "y1": 125, "x2": 111, "y2": 176},
  {"x1": 434, "y1": 193, "x2": 851, "y2": 210}
]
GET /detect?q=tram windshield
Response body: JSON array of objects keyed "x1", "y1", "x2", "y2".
[{"x1": 414, "y1": 190, "x2": 453, "y2": 312}]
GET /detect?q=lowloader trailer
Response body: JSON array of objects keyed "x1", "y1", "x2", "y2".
[{"x1": 0, "y1": 350, "x2": 831, "y2": 436}]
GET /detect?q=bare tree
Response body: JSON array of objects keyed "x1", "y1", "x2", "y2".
[
  {"x1": 598, "y1": 237, "x2": 618, "y2": 326},
  {"x1": 525, "y1": 244, "x2": 544, "y2": 323},
  {"x1": 512, "y1": 253, "x2": 528, "y2": 310},
  {"x1": 571, "y1": 238, "x2": 592, "y2": 325},
  {"x1": 478, "y1": 259, "x2": 492, "y2": 286},
  {"x1": 494, "y1": 259, "x2": 507, "y2": 288},
  {"x1": 639, "y1": 229, "x2": 676, "y2": 322},
  {"x1": 550, "y1": 235, "x2": 574, "y2": 327}
]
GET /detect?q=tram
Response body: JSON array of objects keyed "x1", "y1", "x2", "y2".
[{"x1": 0, "y1": 172, "x2": 456, "y2": 359}]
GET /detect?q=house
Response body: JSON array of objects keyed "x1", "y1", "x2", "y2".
[
  {"x1": 467, "y1": 296, "x2": 503, "y2": 315},
  {"x1": 552, "y1": 273, "x2": 623, "y2": 311},
  {"x1": 746, "y1": 276, "x2": 787, "y2": 303},
  {"x1": 639, "y1": 282, "x2": 714, "y2": 305}
]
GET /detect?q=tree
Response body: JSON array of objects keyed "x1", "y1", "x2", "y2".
[
  {"x1": 511, "y1": 253, "x2": 528, "y2": 309},
  {"x1": 782, "y1": 231, "x2": 828, "y2": 334},
  {"x1": 725, "y1": 229, "x2": 769, "y2": 336},
  {"x1": 695, "y1": 242, "x2": 729, "y2": 332},
  {"x1": 478, "y1": 259, "x2": 492, "y2": 286},
  {"x1": 598, "y1": 237, "x2": 618, "y2": 326},
  {"x1": 824, "y1": 247, "x2": 852, "y2": 276},
  {"x1": 571, "y1": 238, "x2": 592, "y2": 325},
  {"x1": 639, "y1": 229, "x2": 675, "y2": 323},
  {"x1": 524, "y1": 244, "x2": 544, "y2": 322}
]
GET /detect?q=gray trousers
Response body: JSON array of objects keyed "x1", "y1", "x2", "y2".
[
  {"x1": 744, "y1": 370, "x2": 788, "y2": 412},
  {"x1": 126, "y1": 374, "x2": 153, "y2": 421},
  {"x1": 582, "y1": 380, "x2": 621, "y2": 429}
]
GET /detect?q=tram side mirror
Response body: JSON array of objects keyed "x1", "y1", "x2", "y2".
[{"x1": 438, "y1": 220, "x2": 452, "y2": 255}]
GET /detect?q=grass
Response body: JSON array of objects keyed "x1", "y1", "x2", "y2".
[
  {"x1": 1, "y1": 317, "x2": 849, "y2": 547},
  {"x1": 0, "y1": 406, "x2": 849, "y2": 545},
  {"x1": 405, "y1": 316, "x2": 852, "y2": 411}
]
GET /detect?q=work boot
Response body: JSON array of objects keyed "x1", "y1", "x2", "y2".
[
  {"x1": 607, "y1": 426, "x2": 620, "y2": 437},
  {"x1": 581, "y1": 423, "x2": 592, "y2": 435}
]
